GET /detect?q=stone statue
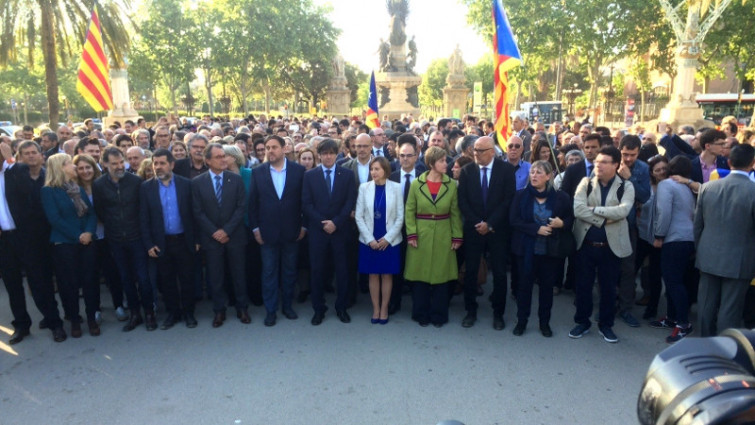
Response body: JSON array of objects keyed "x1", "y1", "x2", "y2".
[
  {"x1": 407, "y1": 35, "x2": 417, "y2": 73},
  {"x1": 332, "y1": 54, "x2": 345, "y2": 79},
  {"x1": 387, "y1": 0, "x2": 409, "y2": 47},
  {"x1": 448, "y1": 45, "x2": 464, "y2": 76},
  {"x1": 406, "y1": 86, "x2": 419, "y2": 108},
  {"x1": 378, "y1": 38, "x2": 392, "y2": 72},
  {"x1": 379, "y1": 86, "x2": 391, "y2": 108}
]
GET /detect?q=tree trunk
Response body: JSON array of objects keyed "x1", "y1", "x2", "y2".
[
  {"x1": 205, "y1": 68, "x2": 214, "y2": 117},
  {"x1": 264, "y1": 80, "x2": 272, "y2": 115},
  {"x1": 39, "y1": 0, "x2": 60, "y2": 129},
  {"x1": 640, "y1": 90, "x2": 646, "y2": 122}
]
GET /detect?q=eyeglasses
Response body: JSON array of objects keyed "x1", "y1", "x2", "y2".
[
  {"x1": 473, "y1": 148, "x2": 493, "y2": 153},
  {"x1": 399, "y1": 154, "x2": 416, "y2": 159},
  {"x1": 507, "y1": 144, "x2": 521, "y2": 149},
  {"x1": 713, "y1": 141, "x2": 726, "y2": 146}
]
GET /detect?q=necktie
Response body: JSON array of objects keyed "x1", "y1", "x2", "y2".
[
  {"x1": 404, "y1": 173, "x2": 411, "y2": 203},
  {"x1": 214, "y1": 174, "x2": 222, "y2": 205},
  {"x1": 325, "y1": 169, "x2": 332, "y2": 193},
  {"x1": 374, "y1": 149, "x2": 381, "y2": 157},
  {"x1": 481, "y1": 167, "x2": 489, "y2": 206},
  {"x1": 587, "y1": 164, "x2": 593, "y2": 177}
]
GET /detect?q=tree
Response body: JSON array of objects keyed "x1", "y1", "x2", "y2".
[
  {"x1": 418, "y1": 59, "x2": 448, "y2": 109},
  {"x1": 0, "y1": 0, "x2": 133, "y2": 127},
  {"x1": 345, "y1": 63, "x2": 368, "y2": 107}
]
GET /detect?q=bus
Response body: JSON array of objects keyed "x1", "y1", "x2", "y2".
[
  {"x1": 695, "y1": 93, "x2": 755, "y2": 126},
  {"x1": 520, "y1": 101, "x2": 564, "y2": 125}
]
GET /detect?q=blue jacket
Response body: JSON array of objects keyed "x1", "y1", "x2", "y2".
[
  {"x1": 626, "y1": 159, "x2": 651, "y2": 228},
  {"x1": 41, "y1": 185, "x2": 97, "y2": 244}
]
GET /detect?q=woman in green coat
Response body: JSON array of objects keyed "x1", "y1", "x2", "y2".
[{"x1": 405, "y1": 147, "x2": 463, "y2": 327}]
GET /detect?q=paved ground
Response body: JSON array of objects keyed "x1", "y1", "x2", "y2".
[{"x1": 0, "y1": 281, "x2": 673, "y2": 425}]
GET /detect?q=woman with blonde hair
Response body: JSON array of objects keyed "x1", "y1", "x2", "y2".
[
  {"x1": 136, "y1": 158, "x2": 154, "y2": 180},
  {"x1": 41, "y1": 154, "x2": 99, "y2": 337}
]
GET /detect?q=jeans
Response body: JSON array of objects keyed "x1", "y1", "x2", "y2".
[
  {"x1": 52, "y1": 243, "x2": 98, "y2": 322},
  {"x1": 635, "y1": 239, "x2": 662, "y2": 316},
  {"x1": 661, "y1": 241, "x2": 695, "y2": 324},
  {"x1": 260, "y1": 241, "x2": 298, "y2": 313},
  {"x1": 574, "y1": 244, "x2": 621, "y2": 328},
  {"x1": 110, "y1": 238, "x2": 154, "y2": 313}
]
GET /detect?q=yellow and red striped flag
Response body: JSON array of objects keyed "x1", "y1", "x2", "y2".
[
  {"x1": 76, "y1": 3, "x2": 113, "y2": 112},
  {"x1": 366, "y1": 71, "x2": 380, "y2": 129},
  {"x1": 493, "y1": 0, "x2": 521, "y2": 152}
]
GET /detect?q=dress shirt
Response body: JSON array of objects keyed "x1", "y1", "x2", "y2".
[
  {"x1": 270, "y1": 159, "x2": 287, "y2": 199},
  {"x1": 400, "y1": 168, "x2": 417, "y2": 183},
  {"x1": 322, "y1": 164, "x2": 335, "y2": 191},
  {"x1": 356, "y1": 159, "x2": 370, "y2": 184},
  {"x1": 209, "y1": 170, "x2": 223, "y2": 190},
  {"x1": 585, "y1": 159, "x2": 594, "y2": 177},
  {"x1": 0, "y1": 161, "x2": 16, "y2": 231},
  {"x1": 511, "y1": 159, "x2": 531, "y2": 191},
  {"x1": 159, "y1": 176, "x2": 184, "y2": 235},
  {"x1": 373, "y1": 147, "x2": 383, "y2": 157},
  {"x1": 478, "y1": 159, "x2": 493, "y2": 186},
  {"x1": 700, "y1": 159, "x2": 716, "y2": 183}
]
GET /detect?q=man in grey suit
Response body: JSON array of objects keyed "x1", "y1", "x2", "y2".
[
  {"x1": 694, "y1": 144, "x2": 755, "y2": 337},
  {"x1": 192, "y1": 142, "x2": 250, "y2": 328}
]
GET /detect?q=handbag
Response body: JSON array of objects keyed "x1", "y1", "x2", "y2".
[{"x1": 547, "y1": 228, "x2": 576, "y2": 258}]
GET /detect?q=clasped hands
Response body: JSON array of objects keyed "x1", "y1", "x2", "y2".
[{"x1": 537, "y1": 217, "x2": 564, "y2": 236}]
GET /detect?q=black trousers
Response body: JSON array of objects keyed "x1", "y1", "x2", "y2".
[
  {"x1": 52, "y1": 243, "x2": 98, "y2": 322},
  {"x1": 412, "y1": 281, "x2": 451, "y2": 325},
  {"x1": 0, "y1": 230, "x2": 62, "y2": 330},
  {"x1": 463, "y1": 232, "x2": 508, "y2": 317},
  {"x1": 156, "y1": 235, "x2": 195, "y2": 315},
  {"x1": 515, "y1": 254, "x2": 560, "y2": 325}
]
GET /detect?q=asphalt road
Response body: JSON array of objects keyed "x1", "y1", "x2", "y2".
[{"x1": 0, "y1": 281, "x2": 672, "y2": 425}]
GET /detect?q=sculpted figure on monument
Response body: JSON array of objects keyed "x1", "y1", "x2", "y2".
[
  {"x1": 407, "y1": 35, "x2": 417, "y2": 74},
  {"x1": 387, "y1": 0, "x2": 409, "y2": 46},
  {"x1": 379, "y1": 39, "x2": 392, "y2": 72}
]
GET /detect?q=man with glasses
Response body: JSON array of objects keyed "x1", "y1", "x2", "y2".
[
  {"x1": 458, "y1": 136, "x2": 517, "y2": 329},
  {"x1": 174, "y1": 134, "x2": 209, "y2": 179},
  {"x1": 691, "y1": 129, "x2": 729, "y2": 184},
  {"x1": 504, "y1": 135, "x2": 531, "y2": 190},
  {"x1": 153, "y1": 126, "x2": 171, "y2": 150},
  {"x1": 370, "y1": 128, "x2": 388, "y2": 158}
]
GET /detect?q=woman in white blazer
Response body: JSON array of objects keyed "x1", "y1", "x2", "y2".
[{"x1": 355, "y1": 157, "x2": 404, "y2": 324}]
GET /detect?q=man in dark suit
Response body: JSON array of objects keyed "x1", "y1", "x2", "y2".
[
  {"x1": 174, "y1": 134, "x2": 209, "y2": 179},
  {"x1": 387, "y1": 134, "x2": 424, "y2": 314},
  {"x1": 139, "y1": 149, "x2": 197, "y2": 330},
  {"x1": 0, "y1": 141, "x2": 65, "y2": 344},
  {"x1": 694, "y1": 144, "x2": 755, "y2": 336},
  {"x1": 512, "y1": 113, "x2": 532, "y2": 155},
  {"x1": 302, "y1": 139, "x2": 357, "y2": 325},
  {"x1": 192, "y1": 143, "x2": 250, "y2": 328},
  {"x1": 457, "y1": 136, "x2": 517, "y2": 329},
  {"x1": 249, "y1": 135, "x2": 306, "y2": 327},
  {"x1": 690, "y1": 128, "x2": 729, "y2": 184},
  {"x1": 370, "y1": 128, "x2": 390, "y2": 158}
]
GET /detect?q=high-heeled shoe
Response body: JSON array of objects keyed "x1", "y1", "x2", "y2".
[
  {"x1": 379, "y1": 317, "x2": 389, "y2": 325},
  {"x1": 370, "y1": 318, "x2": 380, "y2": 324}
]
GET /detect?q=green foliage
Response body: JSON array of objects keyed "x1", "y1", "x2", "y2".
[
  {"x1": 418, "y1": 59, "x2": 448, "y2": 108},
  {"x1": 345, "y1": 63, "x2": 368, "y2": 107}
]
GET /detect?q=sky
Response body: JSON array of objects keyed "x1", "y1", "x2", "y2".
[{"x1": 314, "y1": 0, "x2": 490, "y2": 74}]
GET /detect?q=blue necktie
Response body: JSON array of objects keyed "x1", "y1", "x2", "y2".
[
  {"x1": 325, "y1": 169, "x2": 332, "y2": 194},
  {"x1": 481, "y1": 167, "x2": 489, "y2": 207},
  {"x1": 214, "y1": 175, "x2": 222, "y2": 205}
]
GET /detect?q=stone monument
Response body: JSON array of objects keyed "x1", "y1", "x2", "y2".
[
  {"x1": 374, "y1": 0, "x2": 421, "y2": 120},
  {"x1": 443, "y1": 45, "x2": 469, "y2": 118},
  {"x1": 105, "y1": 67, "x2": 139, "y2": 127},
  {"x1": 326, "y1": 54, "x2": 351, "y2": 115}
]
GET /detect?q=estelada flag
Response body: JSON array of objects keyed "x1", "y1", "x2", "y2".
[
  {"x1": 493, "y1": 0, "x2": 522, "y2": 152},
  {"x1": 366, "y1": 71, "x2": 380, "y2": 129},
  {"x1": 76, "y1": 3, "x2": 113, "y2": 112}
]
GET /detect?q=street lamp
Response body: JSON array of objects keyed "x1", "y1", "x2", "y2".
[
  {"x1": 562, "y1": 84, "x2": 582, "y2": 118},
  {"x1": 62, "y1": 95, "x2": 70, "y2": 122}
]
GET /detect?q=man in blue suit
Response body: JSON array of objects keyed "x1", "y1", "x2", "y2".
[
  {"x1": 249, "y1": 135, "x2": 306, "y2": 327},
  {"x1": 139, "y1": 149, "x2": 197, "y2": 330},
  {"x1": 302, "y1": 139, "x2": 357, "y2": 325}
]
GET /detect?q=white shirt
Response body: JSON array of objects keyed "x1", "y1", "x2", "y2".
[
  {"x1": 400, "y1": 168, "x2": 417, "y2": 184},
  {"x1": 357, "y1": 159, "x2": 371, "y2": 184},
  {"x1": 0, "y1": 161, "x2": 17, "y2": 231},
  {"x1": 478, "y1": 159, "x2": 494, "y2": 186}
]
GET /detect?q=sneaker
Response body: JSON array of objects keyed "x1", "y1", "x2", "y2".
[
  {"x1": 649, "y1": 317, "x2": 676, "y2": 329},
  {"x1": 568, "y1": 323, "x2": 590, "y2": 339},
  {"x1": 599, "y1": 326, "x2": 619, "y2": 343},
  {"x1": 619, "y1": 311, "x2": 640, "y2": 327},
  {"x1": 94, "y1": 310, "x2": 103, "y2": 325},
  {"x1": 115, "y1": 306, "x2": 129, "y2": 322},
  {"x1": 666, "y1": 324, "x2": 693, "y2": 344}
]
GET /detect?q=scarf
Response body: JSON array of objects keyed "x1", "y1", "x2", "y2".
[
  {"x1": 520, "y1": 183, "x2": 556, "y2": 223},
  {"x1": 64, "y1": 181, "x2": 88, "y2": 218}
]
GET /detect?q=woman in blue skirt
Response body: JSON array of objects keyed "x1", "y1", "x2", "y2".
[{"x1": 355, "y1": 157, "x2": 404, "y2": 324}]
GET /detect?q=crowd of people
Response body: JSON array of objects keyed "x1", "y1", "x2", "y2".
[{"x1": 1, "y1": 112, "x2": 754, "y2": 346}]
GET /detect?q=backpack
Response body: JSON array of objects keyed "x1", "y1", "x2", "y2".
[{"x1": 586, "y1": 177, "x2": 625, "y2": 203}]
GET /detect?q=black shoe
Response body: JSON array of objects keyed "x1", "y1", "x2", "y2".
[
  {"x1": 39, "y1": 318, "x2": 49, "y2": 330},
  {"x1": 540, "y1": 324, "x2": 553, "y2": 338},
  {"x1": 297, "y1": 291, "x2": 310, "y2": 303},
  {"x1": 388, "y1": 303, "x2": 400, "y2": 315},
  {"x1": 419, "y1": 321, "x2": 429, "y2": 327},
  {"x1": 493, "y1": 316, "x2": 505, "y2": 331},
  {"x1": 311, "y1": 311, "x2": 325, "y2": 326},
  {"x1": 122, "y1": 314, "x2": 143, "y2": 332},
  {"x1": 513, "y1": 321, "x2": 526, "y2": 336},
  {"x1": 282, "y1": 308, "x2": 298, "y2": 320},
  {"x1": 336, "y1": 310, "x2": 351, "y2": 323},
  {"x1": 52, "y1": 326, "x2": 67, "y2": 342},
  {"x1": 264, "y1": 312, "x2": 277, "y2": 327},
  {"x1": 461, "y1": 313, "x2": 476, "y2": 328},
  {"x1": 145, "y1": 313, "x2": 158, "y2": 331},
  {"x1": 185, "y1": 313, "x2": 198, "y2": 328},
  {"x1": 9, "y1": 329, "x2": 30, "y2": 345},
  {"x1": 160, "y1": 314, "x2": 178, "y2": 330},
  {"x1": 432, "y1": 322, "x2": 443, "y2": 328}
]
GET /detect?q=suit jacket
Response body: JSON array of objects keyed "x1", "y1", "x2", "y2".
[
  {"x1": 559, "y1": 161, "x2": 589, "y2": 199},
  {"x1": 3, "y1": 163, "x2": 50, "y2": 242},
  {"x1": 301, "y1": 165, "x2": 356, "y2": 239},
  {"x1": 690, "y1": 155, "x2": 729, "y2": 184},
  {"x1": 248, "y1": 160, "x2": 305, "y2": 244},
  {"x1": 457, "y1": 158, "x2": 517, "y2": 235},
  {"x1": 191, "y1": 171, "x2": 248, "y2": 249},
  {"x1": 354, "y1": 180, "x2": 404, "y2": 246},
  {"x1": 391, "y1": 161, "x2": 427, "y2": 174},
  {"x1": 341, "y1": 157, "x2": 372, "y2": 195},
  {"x1": 694, "y1": 172, "x2": 755, "y2": 279},
  {"x1": 139, "y1": 175, "x2": 195, "y2": 254},
  {"x1": 572, "y1": 175, "x2": 635, "y2": 258},
  {"x1": 40, "y1": 185, "x2": 97, "y2": 244},
  {"x1": 515, "y1": 129, "x2": 533, "y2": 154}
]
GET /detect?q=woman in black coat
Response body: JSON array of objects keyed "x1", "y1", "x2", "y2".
[{"x1": 509, "y1": 160, "x2": 574, "y2": 337}]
